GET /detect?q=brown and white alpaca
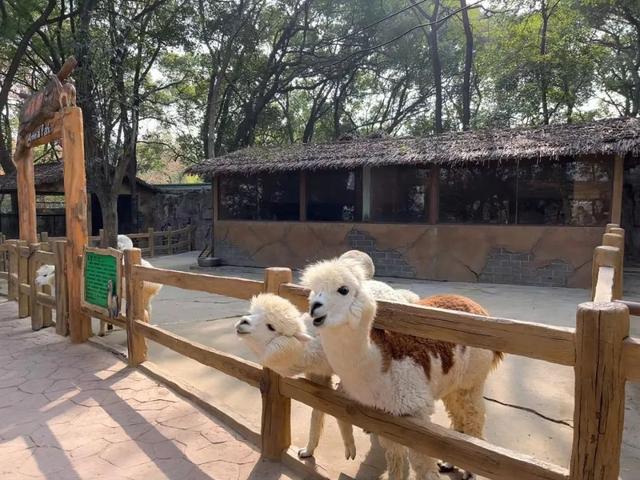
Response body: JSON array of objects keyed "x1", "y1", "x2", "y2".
[{"x1": 301, "y1": 256, "x2": 502, "y2": 480}]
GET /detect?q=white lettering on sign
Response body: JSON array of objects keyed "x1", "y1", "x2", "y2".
[{"x1": 26, "y1": 123, "x2": 53, "y2": 143}]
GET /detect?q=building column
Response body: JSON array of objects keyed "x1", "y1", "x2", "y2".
[
  {"x1": 611, "y1": 155, "x2": 624, "y2": 225},
  {"x1": 362, "y1": 166, "x2": 371, "y2": 221},
  {"x1": 299, "y1": 171, "x2": 307, "y2": 221},
  {"x1": 429, "y1": 165, "x2": 440, "y2": 224}
]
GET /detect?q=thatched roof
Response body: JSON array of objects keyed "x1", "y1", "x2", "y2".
[
  {"x1": 0, "y1": 162, "x2": 158, "y2": 192},
  {"x1": 0, "y1": 162, "x2": 64, "y2": 190},
  {"x1": 189, "y1": 117, "x2": 640, "y2": 178}
]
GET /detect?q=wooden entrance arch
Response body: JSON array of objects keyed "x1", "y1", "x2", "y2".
[{"x1": 14, "y1": 57, "x2": 91, "y2": 342}]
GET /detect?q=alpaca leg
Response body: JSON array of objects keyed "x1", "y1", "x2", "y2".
[
  {"x1": 405, "y1": 414, "x2": 439, "y2": 480},
  {"x1": 298, "y1": 408, "x2": 324, "y2": 458},
  {"x1": 377, "y1": 436, "x2": 407, "y2": 480},
  {"x1": 336, "y1": 418, "x2": 356, "y2": 460},
  {"x1": 440, "y1": 386, "x2": 487, "y2": 479},
  {"x1": 335, "y1": 381, "x2": 356, "y2": 460},
  {"x1": 98, "y1": 320, "x2": 106, "y2": 336}
]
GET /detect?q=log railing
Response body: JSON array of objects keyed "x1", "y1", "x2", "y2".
[
  {"x1": 31, "y1": 225, "x2": 196, "y2": 258},
  {"x1": 0, "y1": 224, "x2": 637, "y2": 480},
  {"x1": 0, "y1": 237, "x2": 68, "y2": 333}
]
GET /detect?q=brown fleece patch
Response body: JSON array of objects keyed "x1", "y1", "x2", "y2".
[{"x1": 370, "y1": 294, "x2": 503, "y2": 379}]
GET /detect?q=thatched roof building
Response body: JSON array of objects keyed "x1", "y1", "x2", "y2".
[
  {"x1": 0, "y1": 162, "x2": 157, "y2": 192},
  {"x1": 189, "y1": 117, "x2": 640, "y2": 177}
]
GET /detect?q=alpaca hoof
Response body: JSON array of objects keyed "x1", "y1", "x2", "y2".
[
  {"x1": 344, "y1": 442, "x2": 356, "y2": 460},
  {"x1": 98, "y1": 332, "x2": 105, "y2": 337},
  {"x1": 297, "y1": 448, "x2": 314, "y2": 459},
  {"x1": 461, "y1": 471, "x2": 475, "y2": 480},
  {"x1": 437, "y1": 461, "x2": 455, "y2": 472}
]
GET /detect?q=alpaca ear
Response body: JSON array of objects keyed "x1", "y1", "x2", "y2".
[{"x1": 293, "y1": 331, "x2": 313, "y2": 342}]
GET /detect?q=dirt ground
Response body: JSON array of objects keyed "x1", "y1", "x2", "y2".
[{"x1": 97, "y1": 251, "x2": 640, "y2": 480}]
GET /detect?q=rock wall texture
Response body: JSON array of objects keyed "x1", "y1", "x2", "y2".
[
  {"x1": 149, "y1": 186, "x2": 212, "y2": 250},
  {"x1": 214, "y1": 221, "x2": 604, "y2": 288}
]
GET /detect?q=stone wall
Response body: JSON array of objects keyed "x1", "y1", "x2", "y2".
[
  {"x1": 214, "y1": 220, "x2": 604, "y2": 288},
  {"x1": 149, "y1": 185, "x2": 212, "y2": 250}
]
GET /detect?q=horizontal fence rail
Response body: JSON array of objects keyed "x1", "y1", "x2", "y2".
[
  {"x1": 132, "y1": 265, "x2": 263, "y2": 300},
  {"x1": 133, "y1": 320, "x2": 263, "y2": 388},
  {"x1": 279, "y1": 283, "x2": 577, "y2": 366},
  {"x1": 280, "y1": 376, "x2": 569, "y2": 480}
]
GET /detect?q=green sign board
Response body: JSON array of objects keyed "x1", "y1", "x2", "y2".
[{"x1": 82, "y1": 248, "x2": 122, "y2": 316}]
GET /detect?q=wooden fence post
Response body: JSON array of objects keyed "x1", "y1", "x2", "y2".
[
  {"x1": 54, "y1": 240, "x2": 68, "y2": 336},
  {"x1": 62, "y1": 106, "x2": 91, "y2": 343},
  {"x1": 18, "y1": 241, "x2": 30, "y2": 318},
  {"x1": 124, "y1": 248, "x2": 146, "y2": 365},
  {"x1": 570, "y1": 301, "x2": 628, "y2": 480},
  {"x1": 591, "y1": 246, "x2": 619, "y2": 301},
  {"x1": 260, "y1": 267, "x2": 292, "y2": 460},
  {"x1": 29, "y1": 242, "x2": 43, "y2": 330},
  {"x1": 7, "y1": 240, "x2": 18, "y2": 301},
  {"x1": 0, "y1": 233, "x2": 6, "y2": 272},
  {"x1": 602, "y1": 233, "x2": 624, "y2": 300},
  {"x1": 148, "y1": 228, "x2": 155, "y2": 257},
  {"x1": 99, "y1": 228, "x2": 107, "y2": 248}
]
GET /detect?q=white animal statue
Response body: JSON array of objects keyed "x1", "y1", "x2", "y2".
[
  {"x1": 236, "y1": 293, "x2": 356, "y2": 460},
  {"x1": 301, "y1": 254, "x2": 502, "y2": 480}
]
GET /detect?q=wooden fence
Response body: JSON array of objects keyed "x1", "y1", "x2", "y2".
[
  {"x1": 32, "y1": 224, "x2": 196, "y2": 257},
  {"x1": 0, "y1": 223, "x2": 638, "y2": 480}
]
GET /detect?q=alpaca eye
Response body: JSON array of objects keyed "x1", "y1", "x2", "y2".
[
  {"x1": 266, "y1": 323, "x2": 276, "y2": 332},
  {"x1": 337, "y1": 286, "x2": 349, "y2": 296}
]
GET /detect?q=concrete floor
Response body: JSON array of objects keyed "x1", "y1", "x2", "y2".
[{"x1": 100, "y1": 251, "x2": 640, "y2": 480}]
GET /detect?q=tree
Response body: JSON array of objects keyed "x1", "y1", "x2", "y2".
[{"x1": 0, "y1": 0, "x2": 58, "y2": 174}]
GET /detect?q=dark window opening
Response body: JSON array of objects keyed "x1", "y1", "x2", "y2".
[
  {"x1": 371, "y1": 166, "x2": 430, "y2": 222},
  {"x1": 307, "y1": 169, "x2": 362, "y2": 222},
  {"x1": 517, "y1": 159, "x2": 612, "y2": 226},
  {"x1": 439, "y1": 164, "x2": 517, "y2": 224},
  {"x1": 219, "y1": 173, "x2": 299, "y2": 220}
]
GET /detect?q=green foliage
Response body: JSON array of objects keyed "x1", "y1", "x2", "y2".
[{"x1": 2, "y1": 0, "x2": 639, "y2": 183}]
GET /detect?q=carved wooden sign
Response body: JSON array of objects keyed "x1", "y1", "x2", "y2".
[{"x1": 17, "y1": 57, "x2": 78, "y2": 141}]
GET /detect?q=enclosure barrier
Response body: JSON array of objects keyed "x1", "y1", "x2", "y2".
[
  {"x1": 0, "y1": 238, "x2": 69, "y2": 334},
  {"x1": 117, "y1": 229, "x2": 633, "y2": 480},
  {"x1": 0, "y1": 225, "x2": 637, "y2": 480}
]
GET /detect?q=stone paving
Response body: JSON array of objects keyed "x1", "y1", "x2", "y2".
[{"x1": 0, "y1": 300, "x2": 298, "y2": 480}]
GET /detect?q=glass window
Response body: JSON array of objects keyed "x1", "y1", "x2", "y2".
[
  {"x1": 218, "y1": 173, "x2": 299, "y2": 220},
  {"x1": 439, "y1": 164, "x2": 517, "y2": 224},
  {"x1": 371, "y1": 166, "x2": 430, "y2": 222},
  {"x1": 516, "y1": 159, "x2": 612, "y2": 226},
  {"x1": 307, "y1": 169, "x2": 361, "y2": 221}
]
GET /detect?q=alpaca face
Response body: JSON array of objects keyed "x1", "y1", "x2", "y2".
[
  {"x1": 235, "y1": 293, "x2": 312, "y2": 363},
  {"x1": 35, "y1": 264, "x2": 55, "y2": 288},
  {"x1": 301, "y1": 258, "x2": 370, "y2": 329}
]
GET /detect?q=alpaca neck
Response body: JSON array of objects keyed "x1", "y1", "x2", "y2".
[{"x1": 318, "y1": 304, "x2": 382, "y2": 393}]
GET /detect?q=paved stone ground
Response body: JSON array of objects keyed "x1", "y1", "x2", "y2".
[{"x1": 0, "y1": 300, "x2": 298, "y2": 480}]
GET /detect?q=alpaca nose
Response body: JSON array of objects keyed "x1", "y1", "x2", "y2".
[{"x1": 310, "y1": 301, "x2": 323, "y2": 316}]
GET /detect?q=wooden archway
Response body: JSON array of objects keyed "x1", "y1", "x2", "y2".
[{"x1": 14, "y1": 57, "x2": 91, "y2": 342}]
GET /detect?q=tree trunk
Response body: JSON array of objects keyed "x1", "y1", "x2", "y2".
[
  {"x1": 429, "y1": 0, "x2": 443, "y2": 133},
  {"x1": 539, "y1": 2, "x2": 550, "y2": 125},
  {"x1": 99, "y1": 193, "x2": 118, "y2": 248},
  {"x1": 460, "y1": 0, "x2": 473, "y2": 131}
]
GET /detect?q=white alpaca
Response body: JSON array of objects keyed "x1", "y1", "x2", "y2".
[
  {"x1": 301, "y1": 255, "x2": 502, "y2": 480},
  {"x1": 235, "y1": 293, "x2": 356, "y2": 460}
]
